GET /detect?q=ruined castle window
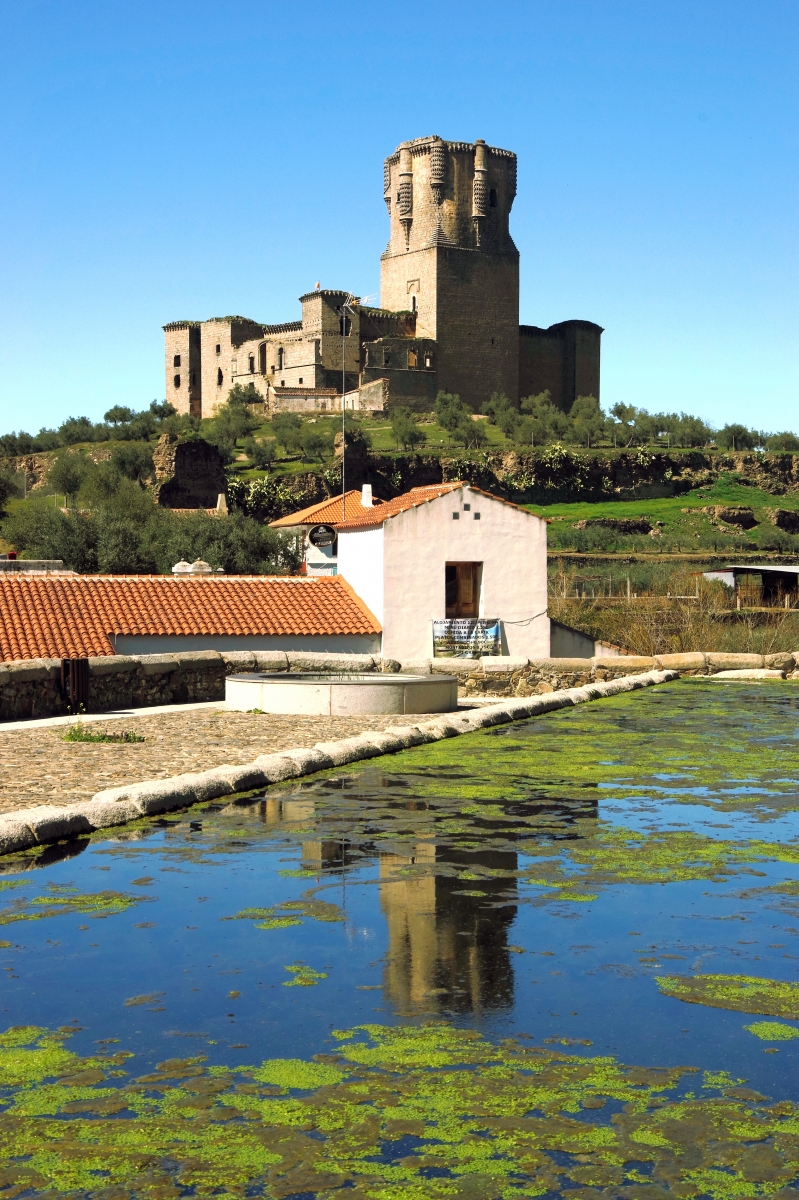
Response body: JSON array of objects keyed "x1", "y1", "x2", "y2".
[
  {"x1": 173, "y1": 354, "x2": 181, "y2": 368},
  {"x1": 217, "y1": 369, "x2": 223, "y2": 386},
  {"x1": 278, "y1": 348, "x2": 284, "y2": 371},
  {"x1": 411, "y1": 295, "x2": 417, "y2": 313},
  {"x1": 408, "y1": 349, "x2": 417, "y2": 368},
  {"x1": 489, "y1": 188, "x2": 497, "y2": 207},
  {"x1": 258, "y1": 344, "x2": 266, "y2": 373},
  {"x1": 298, "y1": 378, "x2": 303, "y2": 385},
  {"x1": 173, "y1": 374, "x2": 181, "y2": 388},
  {"x1": 339, "y1": 316, "x2": 351, "y2": 336},
  {"x1": 383, "y1": 350, "x2": 391, "y2": 367},
  {"x1": 424, "y1": 354, "x2": 433, "y2": 369},
  {"x1": 280, "y1": 380, "x2": 285, "y2": 387},
  {"x1": 215, "y1": 344, "x2": 221, "y2": 355},
  {"x1": 249, "y1": 355, "x2": 255, "y2": 373}
]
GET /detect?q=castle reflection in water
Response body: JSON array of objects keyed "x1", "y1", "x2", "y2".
[{"x1": 251, "y1": 783, "x2": 595, "y2": 1017}]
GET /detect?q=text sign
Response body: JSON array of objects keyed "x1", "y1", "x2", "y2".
[
  {"x1": 432, "y1": 618, "x2": 501, "y2": 658},
  {"x1": 308, "y1": 524, "x2": 336, "y2": 549}
]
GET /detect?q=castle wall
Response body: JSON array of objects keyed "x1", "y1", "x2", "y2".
[
  {"x1": 163, "y1": 323, "x2": 201, "y2": 417},
  {"x1": 518, "y1": 321, "x2": 603, "y2": 412}
]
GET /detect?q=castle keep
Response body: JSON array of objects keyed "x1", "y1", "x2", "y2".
[{"x1": 164, "y1": 136, "x2": 602, "y2": 417}]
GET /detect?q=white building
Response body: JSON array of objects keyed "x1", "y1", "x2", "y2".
[
  {"x1": 269, "y1": 489, "x2": 379, "y2": 576},
  {"x1": 336, "y1": 482, "x2": 550, "y2": 661}
]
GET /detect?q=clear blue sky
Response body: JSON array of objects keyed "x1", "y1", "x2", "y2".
[{"x1": 0, "y1": 0, "x2": 796, "y2": 433}]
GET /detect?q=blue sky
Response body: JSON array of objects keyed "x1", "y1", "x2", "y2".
[{"x1": 0, "y1": 0, "x2": 796, "y2": 433}]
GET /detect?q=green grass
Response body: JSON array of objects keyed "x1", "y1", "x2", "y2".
[{"x1": 62, "y1": 723, "x2": 145, "y2": 744}]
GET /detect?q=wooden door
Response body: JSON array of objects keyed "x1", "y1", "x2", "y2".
[{"x1": 445, "y1": 563, "x2": 480, "y2": 618}]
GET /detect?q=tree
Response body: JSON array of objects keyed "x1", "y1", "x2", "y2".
[
  {"x1": 767, "y1": 432, "x2": 799, "y2": 451},
  {"x1": 227, "y1": 383, "x2": 263, "y2": 408},
  {"x1": 2, "y1": 499, "x2": 99, "y2": 572},
  {"x1": 300, "y1": 425, "x2": 334, "y2": 462},
  {"x1": 271, "y1": 413, "x2": 303, "y2": 454},
  {"x1": 48, "y1": 450, "x2": 90, "y2": 502},
  {"x1": 519, "y1": 391, "x2": 570, "y2": 445},
  {"x1": 390, "y1": 408, "x2": 425, "y2": 450},
  {"x1": 149, "y1": 400, "x2": 177, "y2": 421},
  {"x1": 435, "y1": 391, "x2": 468, "y2": 435},
  {"x1": 110, "y1": 441, "x2": 154, "y2": 481},
  {"x1": 104, "y1": 406, "x2": 135, "y2": 427},
  {"x1": 452, "y1": 415, "x2": 489, "y2": 449},
  {"x1": 204, "y1": 401, "x2": 259, "y2": 463},
  {"x1": 569, "y1": 395, "x2": 605, "y2": 448},
  {"x1": 481, "y1": 392, "x2": 518, "y2": 438},
  {"x1": 717, "y1": 423, "x2": 757, "y2": 451},
  {"x1": 243, "y1": 436, "x2": 276, "y2": 469},
  {"x1": 58, "y1": 416, "x2": 101, "y2": 445}
]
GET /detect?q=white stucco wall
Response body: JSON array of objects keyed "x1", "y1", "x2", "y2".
[
  {"x1": 336, "y1": 525, "x2": 385, "y2": 624},
  {"x1": 341, "y1": 487, "x2": 548, "y2": 661},
  {"x1": 112, "y1": 634, "x2": 382, "y2": 655}
]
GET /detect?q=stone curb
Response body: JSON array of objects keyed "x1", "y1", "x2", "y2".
[{"x1": 0, "y1": 670, "x2": 678, "y2": 858}]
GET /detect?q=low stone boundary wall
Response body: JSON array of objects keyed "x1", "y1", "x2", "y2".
[
  {"x1": 0, "y1": 669, "x2": 677, "y2": 856},
  {"x1": 0, "y1": 649, "x2": 796, "y2": 722}
]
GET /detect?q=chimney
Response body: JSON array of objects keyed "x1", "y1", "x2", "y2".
[{"x1": 361, "y1": 483, "x2": 373, "y2": 508}]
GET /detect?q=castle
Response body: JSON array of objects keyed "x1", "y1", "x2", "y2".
[{"x1": 163, "y1": 136, "x2": 602, "y2": 418}]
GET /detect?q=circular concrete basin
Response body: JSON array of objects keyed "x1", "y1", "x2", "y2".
[{"x1": 225, "y1": 672, "x2": 459, "y2": 716}]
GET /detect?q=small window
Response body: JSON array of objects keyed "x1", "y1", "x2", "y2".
[
  {"x1": 339, "y1": 316, "x2": 351, "y2": 336},
  {"x1": 249, "y1": 355, "x2": 255, "y2": 373},
  {"x1": 474, "y1": 512, "x2": 481, "y2": 520},
  {"x1": 215, "y1": 344, "x2": 221, "y2": 355},
  {"x1": 411, "y1": 295, "x2": 417, "y2": 312},
  {"x1": 173, "y1": 374, "x2": 181, "y2": 388},
  {"x1": 383, "y1": 350, "x2": 391, "y2": 367},
  {"x1": 217, "y1": 368, "x2": 223, "y2": 386},
  {"x1": 278, "y1": 348, "x2": 284, "y2": 371},
  {"x1": 452, "y1": 512, "x2": 460, "y2": 520},
  {"x1": 424, "y1": 354, "x2": 433, "y2": 369},
  {"x1": 281, "y1": 380, "x2": 285, "y2": 387},
  {"x1": 489, "y1": 188, "x2": 497, "y2": 207},
  {"x1": 408, "y1": 349, "x2": 417, "y2": 368},
  {"x1": 259, "y1": 344, "x2": 266, "y2": 373},
  {"x1": 173, "y1": 354, "x2": 181, "y2": 368},
  {"x1": 298, "y1": 377, "x2": 303, "y2": 384},
  {"x1": 463, "y1": 503, "x2": 470, "y2": 511}
]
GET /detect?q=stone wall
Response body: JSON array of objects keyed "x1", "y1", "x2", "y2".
[{"x1": 2, "y1": 650, "x2": 796, "y2": 723}]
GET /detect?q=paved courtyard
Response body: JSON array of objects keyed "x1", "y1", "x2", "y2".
[{"x1": 0, "y1": 707, "x2": 442, "y2": 817}]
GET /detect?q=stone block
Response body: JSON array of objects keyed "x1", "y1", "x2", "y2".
[
  {"x1": 220, "y1": 652, "x2": 257, "y2": 673},
  {"x1": 431, "y1": 659, "x2": 475, "y2": 676},
  {"x1": 210, "y1": 763, "x2": 270, "y2": 793},
  {"x1": 396, "y1": 660, "x2": 432, "y2": 675},
  {"x1": 314, "y1": 737, "x2": 382, "y2": 766},
  {"x1": 766, "y1": 653, "x2": 796, "y2": 671},
  {"x1": 252, "y1": 753, "x2": 305, "y2": 783},
  {"x1": 654, "y1": 653, "x2": 707, "y2": 671},
  {"x1": 706, "y1": 653, "x2": 764, "y2": 672},
  {"x1": 253, "y1": 651, "x2": 289, "y2": 671},
  {"x1": 378, "y1": 658, "x2": 402, "y2": 673},
  {"x1": 480, "y1": 657, "x2": 528, "y2": 674},
  {"x1": 278, "y1": 747, "x2": 335, "y2": 774},
  {"x1": 22, "y1": 804, "x2": 94, "y2": 842},
  {"x1": 131, "y1": 778, "x2": 200, "y2": 815},
  {"x1": 593, "y1": 656, "x2": 655, "y2": 673},
  {"x1": 360, "y1": 731, "x2": 406, "y2": 754},
  {"x1": 171, "y1": 651, "x2": 224, "y2": 667},
  {"x1": 532, "y1": 658, "x2": 591, "y2": 673},
  {"x1": 82, "y1": 795, "x2": 145, "y2": 828},
  {"x1": 88, "y1": 656, "x2": 139, "y2": 676},
  {"x1": 711, "y1": 669, "x2": 785, "y2": 681},
  {"x1": 5, "y1": 660, "x2": 49, "y2": 683},
  {"x1": 0, "y1": 816, "x2": 36, "y2": 855},
  {"x1": 287, "y1": 652, "x2": 375, "y2": 673},
  {"x1": 136, "y1": 655, "x2": 179, "y2": 676},
  {"x1": 382, "y1": 725, "x2": 429, "y2": 747}
]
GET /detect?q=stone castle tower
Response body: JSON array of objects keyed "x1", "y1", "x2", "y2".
[
  {"x1": 380, "y1": 137, "x2": 520, "y2": 411},
  {"x1": 163, "y1": 136, "x2": 601, "y2": 418}
]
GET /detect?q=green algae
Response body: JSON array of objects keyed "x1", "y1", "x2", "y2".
[
  {"x1": 283, "y1": 963, "x2": 328, "y2": 987},
  {"x1": 4, "y1": 1022, "x2": 799, "y2": 1198},
  {"x1": 745, "y1": 1022, "x2": 799, "y2": 1041},
  {"x1": 656, "y1": 974, "x2": 799, "y2": 1017},
  {"x1": 222, "y1": 894, "x2": 345, "y2": 932},
  {"x1": 0, "y1": 890, "x2": 147, "y2": 926}
]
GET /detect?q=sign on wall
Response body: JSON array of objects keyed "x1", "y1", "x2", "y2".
[
  {"x1": 308, "y1": 524, "x2": 337, "y2": 549},
  {"x1": 432, "y1": 618, "x2": 501, "y2": 658}
]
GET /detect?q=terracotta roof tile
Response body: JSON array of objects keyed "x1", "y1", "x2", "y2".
[
  {"x1": 269, "y1": 490, "x2": 381, "y2": 528},
  {"x1": 0, "y1": 575, "x2": 380, "y2": 662},
  {"x1": 336, "y1": 482, "x2": 541, "y2": 531}
]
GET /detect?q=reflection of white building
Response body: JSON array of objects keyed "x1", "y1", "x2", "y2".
[{"x1": 336, "y1": 482, "x2": 550, "y2": 661}]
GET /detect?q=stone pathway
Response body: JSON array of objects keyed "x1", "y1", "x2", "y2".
[{"x1": 0, "y1": 708, "x2": 442, "y2": 817}]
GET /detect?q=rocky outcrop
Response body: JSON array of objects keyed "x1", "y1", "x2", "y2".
[
  {"x1": 703, "y1": 506, "x2": 758, "y2": 528},
  {"x1": 573, "y1": 517, "x2": 652, "y2": 534},
  {"x1": 770, "y1": 509, "x2": 799, "y2": 534},
  {"x1": 152, "y1": 434, "x2": 226, "y2": 509}
]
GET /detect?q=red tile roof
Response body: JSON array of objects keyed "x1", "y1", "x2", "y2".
[
  {"x1": 0, "y1": 575, "x2": 381, "y2": 662},
  {"x1": 269, "y1": 490, "x2": 380, "y2": 528},
  {"x1": 336, "y1": 482, "x2": 540, "y2": 530}
]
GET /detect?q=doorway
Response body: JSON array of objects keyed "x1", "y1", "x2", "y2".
[{"x1": 445, "y1": 562, "x2": 481, "y2": 618}]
